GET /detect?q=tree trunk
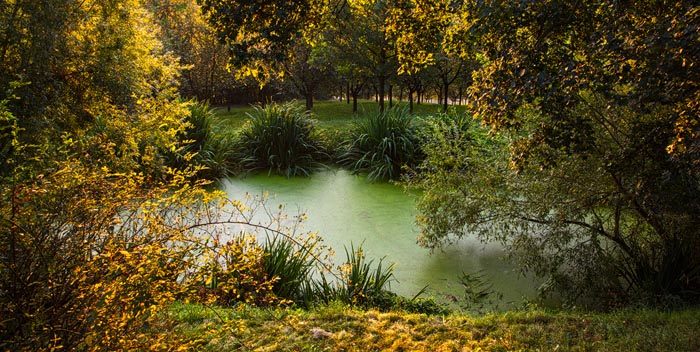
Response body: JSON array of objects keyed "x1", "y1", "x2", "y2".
[
  {"x1": 350, "y1": 80, "x2": 364, "y2": 113},
  {"x1": 408, "y1": 90, "x2": 414, "y2": 113},
  {"x1": 443, "y1": 81, "x2": 449, "y2": 112},
  {"x1": 346, "y1": 81, "x2": 351, "y2": 104},
  {"x1": 388, "y1": 84, "x2": 393, "y2": 109},
  {"x1": 305, "y1": 94, "x2": 313, "y2": 112},
  {"x1": 378, "y1": 76, "x2": 386, "y2": 113}
]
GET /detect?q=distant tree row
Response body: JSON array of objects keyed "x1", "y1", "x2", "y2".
[{"x1": 138, "y1": 0, "x2": 476, "y2": 111}]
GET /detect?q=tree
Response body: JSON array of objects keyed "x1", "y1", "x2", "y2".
[
  {"x1": 199, "y1": 0, "x2": 403, "y2": 112},
  {"x1": 0, "y1": 0, "x2": 200, "y2": 348},
  {"x1": 198, "y1": 0, "x2": 327, "y2": 79},
  {"x1": 406, "y1": 0, "x2": 700, "y2": 306},
  {"x1": 146, "y1": 0, "x2": 235, "y2": 102},
  {"x1": 0, "y1": 0, "x2": 185, "y2": 158},
  {"x1": 328, "y1": 27, "x2": 371, "y2": 113},
  {"x1": 281, "y1": 38, "x2": 336, "y2": 111},
  {"x1": 389, "y1": 0, "x2": 470, "y2": 112},
  {"x1": 397, "y1": 71, "x2": 424, "y2": 112},
  {"x1": 338, "y1": 0, "x2": 400, "y2": 113}
]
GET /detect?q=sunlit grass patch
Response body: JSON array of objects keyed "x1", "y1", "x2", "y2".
[
  {"x1": 163, "y1": 304, "x2": 700, "y2": 351},
  {"x1": 211, "y1": 100, "x2": 470, "y2": 134}
]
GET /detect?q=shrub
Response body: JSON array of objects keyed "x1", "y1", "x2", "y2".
[
  {"x1": 199, "y1": 234, "x2": 278, "y2": 307},
  {"x1": 412, "y1": 100, "x2": 700, "y2": 308},
  {"x1": 0, "y1": 159, "x2": 209, "y2": 350},
  {"x1": 199, "y1": 233, "x2": 326, "y2": 308},
  {"x1": 197, "y1": 130, "x2": 239, "y2": 179},
  {"x1": 168, "y1": 101, "x2": 237, "y2": 179},
  {"x1": 235, "y1": 102, "x2": 328, "y2": 177},
  {"x1": 0, "y1": 142, "x2": 325, "y2": 350},
  {"x1": 340, "y1": 106, "x2": 422, "y2": 181},
  {"x1": 406, "y1": 111, "x2": 495, "y2": 249}
]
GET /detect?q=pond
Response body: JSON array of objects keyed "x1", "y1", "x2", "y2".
[{"x1": 220, "y1": 169, "x2": 539, "y2": 309}]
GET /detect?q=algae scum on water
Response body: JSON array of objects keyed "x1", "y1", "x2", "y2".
[{"x1": 221, "y1": 168, "x2": 538, "y2": 310}]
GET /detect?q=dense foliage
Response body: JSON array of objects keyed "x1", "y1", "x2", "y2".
[
  {"x1": 0, "y1": 1, "x2": 405, "y2": 349},
  {"x1": 404, "y1": 0, "x2": 700, "y2": 307},
  {"x1": 2, "y1": 0, "x2": 699, "y2": 349},
  {"x1": 146, "y1": 0, "x2": 236, "y2": 102},
  {"x1": 198, "y1": 0, "x2": 327, "y2": 75},
  {"x1": 170, "y1": 101, "x2": 238, "y2": 179}
]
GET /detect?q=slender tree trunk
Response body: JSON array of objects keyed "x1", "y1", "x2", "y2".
[
  {"x1": 408, "y1": 89, "x2": 414, "y2": 113},
  {"x1": 346, "y1": 81, "x2": 350, "y2": 104},
  {"x1": 350, "y1": 80, "x2": 363, "y2": 113},
  {"x1": 305, "y1": 94, "x2": 313, "y2": 112},
  {"x1": 388, "y1": 84, "x2": 393, "y2": 108},
  {"x1": 443, "y1": 81, "x2": 449, "y2": 112},
  {"x1": 378, "y1": 76, "x2": 385, "y2": 113}
]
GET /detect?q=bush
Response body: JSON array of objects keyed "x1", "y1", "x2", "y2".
[
  {"x1": 412, "y1": 99, "x2": 700, "y2": 308},
  {"x1": 234, "y1": 102, "x2": 328, "y2": 177},
  {"x1": 340, "y1": 106, "x2": 422, "y2": 181},
  {"x1": 199, "y1": 234, "x2": 279, "y2": 307},
  {"x1": 168, "y1": 101, "x2": 237, "y2": 179},
  {"x1": 0, "y1": 160, "x2": 209, "y2": 350},
  {"x1": 197, "y1": 232, "x2": 324, "y2": 308}
]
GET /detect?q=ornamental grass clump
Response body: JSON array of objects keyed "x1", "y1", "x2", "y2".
[
  {"x1": 341, "y1": 106, "x2": 422, "y2": 181},
  {"x1": 314, "y1": 243, "x2": 397, "y2": 310},
  {"x1": 262, "y1": 234, "x2": 319, "y2": 306},
  {"x1": 235, "y1": 102, "x2": 328, "y2": 177}
]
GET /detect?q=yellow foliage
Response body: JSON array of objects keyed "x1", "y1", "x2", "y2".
[{"x1": 1, "y1": 149, "x2": 322, "y2": 350}]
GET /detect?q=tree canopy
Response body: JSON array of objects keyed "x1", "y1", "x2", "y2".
[
  {"x1": 405, "y1": 0, "x2": 700, "y2": 306},
  {"x1": 198, "y1": 0, "x2": 327, "y2": 68}
]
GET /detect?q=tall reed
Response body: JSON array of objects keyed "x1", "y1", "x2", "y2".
[{"x1": 315, "y1": 243, "x2": 396, "y2": 309}]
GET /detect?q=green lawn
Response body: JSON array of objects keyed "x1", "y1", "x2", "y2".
[{"x1": 210, "y1": 99, "x2": 470, "y2": 134}]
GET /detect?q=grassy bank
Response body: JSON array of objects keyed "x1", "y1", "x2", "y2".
[
  {"x1": 164, "y1": 303, "x2": 700, "y2": 351},
  {"x1": 210, "y1": 100, "x2": 469, "y2": 133}
]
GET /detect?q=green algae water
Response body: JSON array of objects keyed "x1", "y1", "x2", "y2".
[{"x1": 220, "y1": 169, "x2": 537, "y2": 308}]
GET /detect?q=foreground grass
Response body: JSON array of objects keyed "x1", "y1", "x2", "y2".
[{"x1": 163, "y1": 302, "x2": 700, "y2": 351}]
